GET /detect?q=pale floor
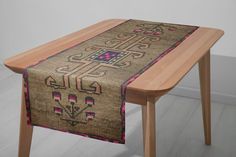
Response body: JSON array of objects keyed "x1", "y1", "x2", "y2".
[{"x1": 0, "y1": 64, "x2": 236, "y2": 157}]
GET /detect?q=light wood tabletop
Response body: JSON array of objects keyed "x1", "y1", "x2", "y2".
[
  {"x1": 4, "y1": 19, "x2": 224, "y2": 157},
  {"x1": 4, "y1": 19, "x2": 224, "y2": 104}
]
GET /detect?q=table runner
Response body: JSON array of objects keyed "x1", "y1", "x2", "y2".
[{"x1": 23, "y1": 19, "x2": 198, "y2": 143}]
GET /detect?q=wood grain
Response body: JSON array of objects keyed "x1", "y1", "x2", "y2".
[
  {"x1": 4, "y1": 19, "x2": 224, "y2": 100},
  {"x1": 142, "y1": 105, "x2": 147, "y2": 151},
  {"x1": 1, "y1": 67, "x2": 234, "y2": 157},
  {"x1": 143, "y1": 96, "x2": 157, "y2": 157},
  {"x1": 128, "y1": 27, "x2": 224, "y2": 96},
  {"x1": 199, "y1": 51, "x2": 211, "y2": 145},
  {"x1": 4, "y1": 19, "x2": 126, "y2": 73},
  {"x1": 18, "y1": 80, "x2": 33, "y2": 157}
]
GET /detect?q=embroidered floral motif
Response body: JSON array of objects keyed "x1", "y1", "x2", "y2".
[
  {"x1": 24, "y1": 19, "x2": 198, "y2": 144},
  {"x1": 52, "y1": 92, "x2": 96, "y2": 126}
]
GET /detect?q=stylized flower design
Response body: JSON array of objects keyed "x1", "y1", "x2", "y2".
[
  {"x1": 85, "y1": 111, "x2": 95, "y2": 120},
  {"x1": 54, "y1": 107, "x2": 63, "y2": 115},
  {"x1": 85, "y1": 96, "x2": 95, "y2": 106},
  {"x1": 52, "y1": 91, "x2": 61, "y2": 101},
  {"x1": 68, "y1": 94, "x2": 77, "y2": 103}
]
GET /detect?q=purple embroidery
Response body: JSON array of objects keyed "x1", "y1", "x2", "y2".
[
  {"x1": 85, "y1": 96, "x2": 95, "y2": 106},
  {"x1": 94, "y1": 51, "x2": 120, "y2": 62},
  {"x1": 54, "y1": 107, "x2": 63, "y2": 115},
  {"x1": 52, "y1": 92, "x2": 61, "y2": 101},
  {"x1": 68, "y1": 94, "x2": 77, "y2": 103},
  {"x1": 85, "y1": 111, "x2": 95, "y2": 120}
]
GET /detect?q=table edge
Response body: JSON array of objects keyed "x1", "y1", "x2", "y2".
[{"x1": 4, "y1": 19, "x2": 224, "y2": 97}]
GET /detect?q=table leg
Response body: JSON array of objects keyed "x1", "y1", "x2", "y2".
[
  {"x1": 142, "y1": 96, "x2": 157, "y2": 157},
  {"x1": 142, "y1": 105, "x2": 147, "y2": 150},
  {"x1": 199, "y1": 51, "x2": 211, "y2": 145},
  {"x1": 18, "y1": 80, "x2": 33, "y2": 157}
]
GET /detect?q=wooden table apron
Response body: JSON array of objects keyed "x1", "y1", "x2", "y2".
[{"x1": 4, "y1": 19, "x2": 224, "y2": 157}]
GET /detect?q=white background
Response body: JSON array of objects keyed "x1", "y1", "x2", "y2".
[
  {"x1": 0, "y1": 0, "x2": 235, "y2": 60},
  {"x1": 0, "y1": 0, "x2": 236, "y2": 104}
]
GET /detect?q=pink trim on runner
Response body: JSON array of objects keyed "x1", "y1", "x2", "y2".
[{"x1": 22, "y1": 20, "x2": 198, "y2": 144}]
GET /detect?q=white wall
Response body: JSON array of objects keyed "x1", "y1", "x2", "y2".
[
  {"x1": 170, "y1": 55, "x2": 236, "y2": 105},
  {"x1": 0, "y1": 0, "x2": 235, "y2": 61},
  {"x1": 0, "y1": 0, "x2": 235, "y2": 104}
]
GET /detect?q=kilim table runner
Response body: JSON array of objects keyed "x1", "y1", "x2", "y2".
[{"x1": 23, "y1": 19, "x2": 198, "y2": 143}]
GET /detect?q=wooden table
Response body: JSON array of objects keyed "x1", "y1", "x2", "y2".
[{"x1": 4, "y1": 19, "x2": 224, "y2": 157}]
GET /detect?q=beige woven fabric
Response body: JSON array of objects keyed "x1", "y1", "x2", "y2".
[{"x1": 23, "y1": 19, "x2": 198, "y2": 143}]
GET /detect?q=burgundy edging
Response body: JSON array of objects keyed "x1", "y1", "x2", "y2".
[
  {"x1": 22, "y1": 19, "x2": 131, "y2": 144},
  {"x1": 22, "y1": 19, "x2": 199, "y2": 144}
]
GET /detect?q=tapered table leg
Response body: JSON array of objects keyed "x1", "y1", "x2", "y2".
[
  {"x1": 199, "y1": 50, "x2": 211, "y2": 145},
  {"x1": 18, "y1": 80, "x2": 33, "y2": 157},
  {"x1": 142, "y1": 105, "x2": 147, "y2": 150},
  {"x1": 142, "y1": 96, "x2": 157, "y2": 157}
]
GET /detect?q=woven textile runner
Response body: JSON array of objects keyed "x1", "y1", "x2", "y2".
[{"x1": 23, "y1": 19, "x2": 198, "y2": 143}]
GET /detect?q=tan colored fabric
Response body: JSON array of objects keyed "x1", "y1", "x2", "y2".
[{"x1": 24, "y1": 19, "x2": 198, "y2": 143}]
